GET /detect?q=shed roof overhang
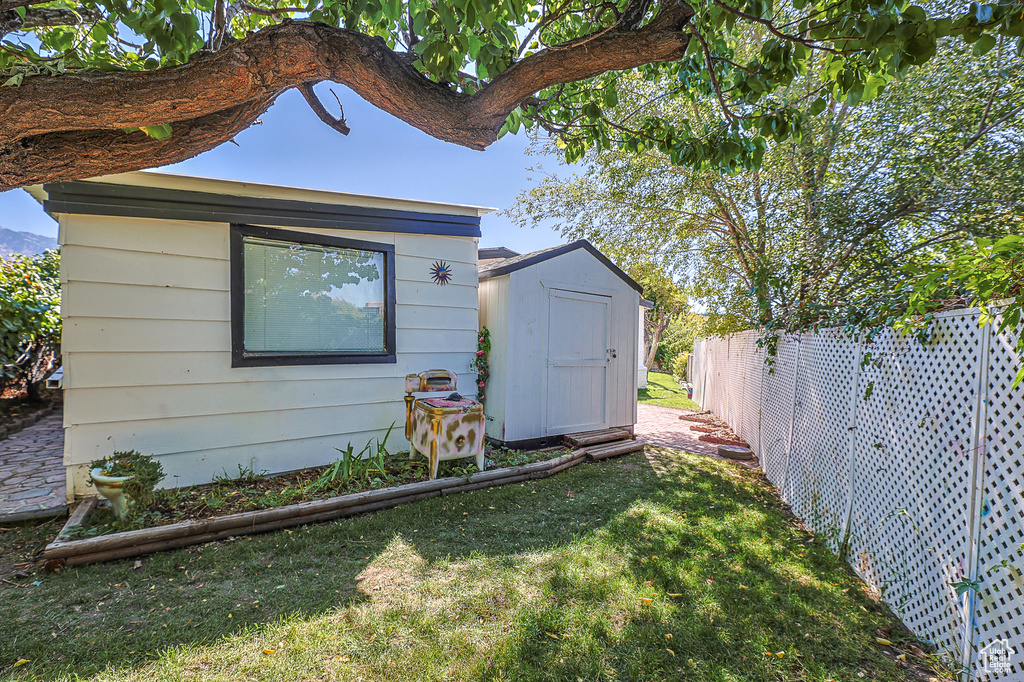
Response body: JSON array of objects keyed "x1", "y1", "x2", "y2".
[{"x1": 27, "y1": 171, "x2": 494, "y2": 238}]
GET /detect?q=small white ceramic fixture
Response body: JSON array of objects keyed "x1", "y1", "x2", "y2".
[{"x1": 90, "y1": 467, "x2": 131, "y2": 518}]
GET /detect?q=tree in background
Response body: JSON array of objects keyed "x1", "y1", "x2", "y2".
[
  {"x1": 508, "y1": 36, "x2": 1023, "y2": 341},
  {"x1": 629, "y1": 264, "x2": 688, "y2": 371},
  {"x1": 0, "y1": 250, "x2": 60, "y2": 402},
  {"x1": 1, "y1": 1, "x2": 1020, "y2": 189},
  {"x1": 657, "y1": 311, "x2": 707, "y2": 371}
]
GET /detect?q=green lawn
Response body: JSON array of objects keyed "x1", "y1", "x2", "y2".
[
  {"x1": 638, "y1": 371, "x2": 701, "y2": 411},
  {"x1": 1, "y1": 447, "x2": 926, "y2": 681}
]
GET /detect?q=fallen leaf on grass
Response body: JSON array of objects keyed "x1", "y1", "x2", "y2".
[
  {"x1": 876, "y1": 637, "x2": 892, "y2": 646},
  {"x1": 263, "y1": 649, "x2": 275, "y2": 655},
  {"x1": 639, "y1": 598, "x2": 652, "y2": 604},
  {"x1": 667, "y1": 593, "x2": 682, "y2": 597},
  {"x1": 908, "y1": 645, "x2": 927, "y2": 657},
  {"x1": 13, "y1": 660, "x2": 29, "y2": 667},
  {"x1": 666, "y1": 648, "x2": 675, "y2": 657}
]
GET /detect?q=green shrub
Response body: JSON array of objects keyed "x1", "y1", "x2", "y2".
[
  {"x1": 89, "y1": 450, "x2": 166, "y2": 509},
  {"x1": 0, "y1": 249, "x2": 61, "y2": 400},
  {"x1": 670, "y1": 352, "x2": 690, "y2": 381}
]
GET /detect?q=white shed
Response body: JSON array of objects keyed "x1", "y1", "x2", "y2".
[
  {"x1": 477, "y1": 241, "x2": 642, "y2": 447},
  {"x1": 29, "y1": 171, "x2": 492, "y2": 499}
]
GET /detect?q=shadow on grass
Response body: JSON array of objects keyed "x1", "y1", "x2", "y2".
[{"x1": 0, "y1": 448, "x2": 913, "y2": 681}]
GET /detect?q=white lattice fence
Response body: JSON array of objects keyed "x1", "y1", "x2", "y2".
[
  {"x1": 730, "y1": 332, "x2": 763, "y2": 454},
  {"x1": 788, "y1": 333, "x2": 859, "y2": 553},
  {"x1": 848, "y1": 315, "x2": 983, "y2": 661},
  {"x1": 759, "y1": 337, "x2": 799, "y2": 495},
  {"x1": 973, "y1": 313, "x2": 1024, "y2": 681},
  {"x1": 693, "y1": 309, "x2": 1024, "y2": 679}
]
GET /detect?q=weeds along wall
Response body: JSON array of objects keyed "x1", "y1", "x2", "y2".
[{"x1": 692, "y1": 307, "x2": 1023, "y2": 681}]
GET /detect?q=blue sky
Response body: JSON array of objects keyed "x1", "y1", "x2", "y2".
[{"x1": 0, "y1": 84, "x2": 569, "y2": 255}]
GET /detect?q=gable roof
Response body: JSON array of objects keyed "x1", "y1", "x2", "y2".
[{"x1": 477, "y1": 239, "x2": 643, "y2": 294}]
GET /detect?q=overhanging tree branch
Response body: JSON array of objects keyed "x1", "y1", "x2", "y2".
[{"x1": 0, "y1": 2, "x2": 694, "y2": 190}]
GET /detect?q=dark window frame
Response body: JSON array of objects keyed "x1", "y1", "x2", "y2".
[{"x1": 230, "y1": 223, "x2": 397, "y2": 367}]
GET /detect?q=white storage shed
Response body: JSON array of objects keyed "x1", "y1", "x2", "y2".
[
  {"x1": 29, "y1": 171, "x2": 492, "y2": 499},
  {"x1": 477, "y1": 241, "x2": 642, "y2": 447}
]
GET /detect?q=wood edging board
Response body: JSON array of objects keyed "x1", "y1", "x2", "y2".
[
  {"x1": 563, "y1": 428, "x2": 631, "y2": 447},
  {"x1": 586, "y1": 441, "x2": 645, "y2": 461},
  {"x1": 43, "y1": 446, "x2": 619, "y2": 566}
]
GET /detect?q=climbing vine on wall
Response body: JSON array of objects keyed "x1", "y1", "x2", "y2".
[{"x1": 471, "y1": 327, "x2": 491, "y2": 405}]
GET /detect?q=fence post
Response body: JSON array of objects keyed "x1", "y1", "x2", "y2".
[
  {"x1": 961, "y1": 320, "x2": 993, "y2": 679},
  {"x1": 781, "y1": 336, "x2": 802, "y2": 502},
  {"x1": 838, "y1": 336, "x2": 864, "y2": 562}
]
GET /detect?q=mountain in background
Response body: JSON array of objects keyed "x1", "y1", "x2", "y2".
[{"x1": 0, "y1": 225, "x2": 58, "y2": 257}]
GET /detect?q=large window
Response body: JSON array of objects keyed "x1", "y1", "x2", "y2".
[{"x1": 230, "y1": 225, "x2": 396, "y2": 366}]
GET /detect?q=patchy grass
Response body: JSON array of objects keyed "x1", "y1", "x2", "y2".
[
  {"x1": 0, "y1": 447, "x2": 931, "y2": 681},
  {"x1": 638, "y1": 371, "x2": 701, "y2": 411}
]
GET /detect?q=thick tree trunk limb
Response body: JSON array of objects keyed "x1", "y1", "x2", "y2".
[
  {"x1": 0, "y1": 3, "x2": 693, "y2": 190},
  {"x1": 0, "y1": 98, "x2": 274, "y2": 189}
]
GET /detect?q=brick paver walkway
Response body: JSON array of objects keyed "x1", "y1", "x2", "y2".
[
  {"x1": 635, "y1": 403, "x2": 757, "y2": 469},
  {"x1": 0, "y1": 413, "x2": 66, "y2": 522}
]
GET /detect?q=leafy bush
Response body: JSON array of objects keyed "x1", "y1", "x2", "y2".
[
  {"x1": 670, "y1": 352, "x2": 690, "y2": 382},
  {"x1": 470, "y1": 326, "x2": 491, "y2": 404},
  {"x1": 89, "y1": 450, "x2": 166, "y2": 509},
  {"x1": 0, "y1": 250, "x2": 60, "y2": 400}
]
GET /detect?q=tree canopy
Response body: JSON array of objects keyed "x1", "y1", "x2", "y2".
[
  {"x1": 508, "y1": 35, "x2": 1023, "y2": 337},
  {"x1": 2, "y1": 0, "x2": 1022, "y2": 190}
]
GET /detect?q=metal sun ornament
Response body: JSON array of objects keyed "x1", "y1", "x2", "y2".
[{"x1": 430, "y1": 260, "x2": 453, "y2": 286}]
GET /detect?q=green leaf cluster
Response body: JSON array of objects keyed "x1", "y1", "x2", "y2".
[{"x1": 0, "y1": 249, "x2": 61, "y2": 392}]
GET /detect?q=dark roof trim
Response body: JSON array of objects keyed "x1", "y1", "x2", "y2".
[
  {"x1": 42, "y1": 181, "x2": 482, "y2": 238},
  {"x1": 478, "y1": 246, "x2": 520, "y2": 259},
  {"x1": 478, "y1": 239, "x2": 643, "y2": 294},
  {"x1": 640, "y1": 298, "x2": 655, "y2": 308}
]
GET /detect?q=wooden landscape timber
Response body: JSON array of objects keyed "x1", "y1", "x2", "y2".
[
  {"x1": 43, "y1": 445, "x2": 630, "y2": 567},
  {"x1": 585, "y1": 440, "x2": 645, "y2": 461},
  {"x1": 563, "y1": 428, "x2": 632, "y2": 448}
]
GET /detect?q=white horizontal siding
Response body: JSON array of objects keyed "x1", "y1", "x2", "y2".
[
  {"x1": 62, "y1": 215, "x2": 228, "y2": 260},
  {"x1": 60, "y1": 214, "x2": 480, "y2": 494},
  {"x1": 61, "y1": 350, "x2": 479, "y2": 390},
  {"x1": 59, "y1": 244, "x2": 228, "y2": 289},
  {"x1": 64, "y1": 282, "x2": 229, "y2": 320},
  {"x1": 66, "y1": 423, "x2": 406, "y2": 492},
  {"x1": 66, "y1": 377, "x2": 400, "y2": 424}
]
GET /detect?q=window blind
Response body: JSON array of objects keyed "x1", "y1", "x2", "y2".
[{"x1": 242, "y1": 236, "x2": 386, "y2": 355}]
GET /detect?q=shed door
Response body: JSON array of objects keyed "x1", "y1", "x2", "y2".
[{"x1": 544, "y1": 288, "x2": 611, "y2": 435}]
